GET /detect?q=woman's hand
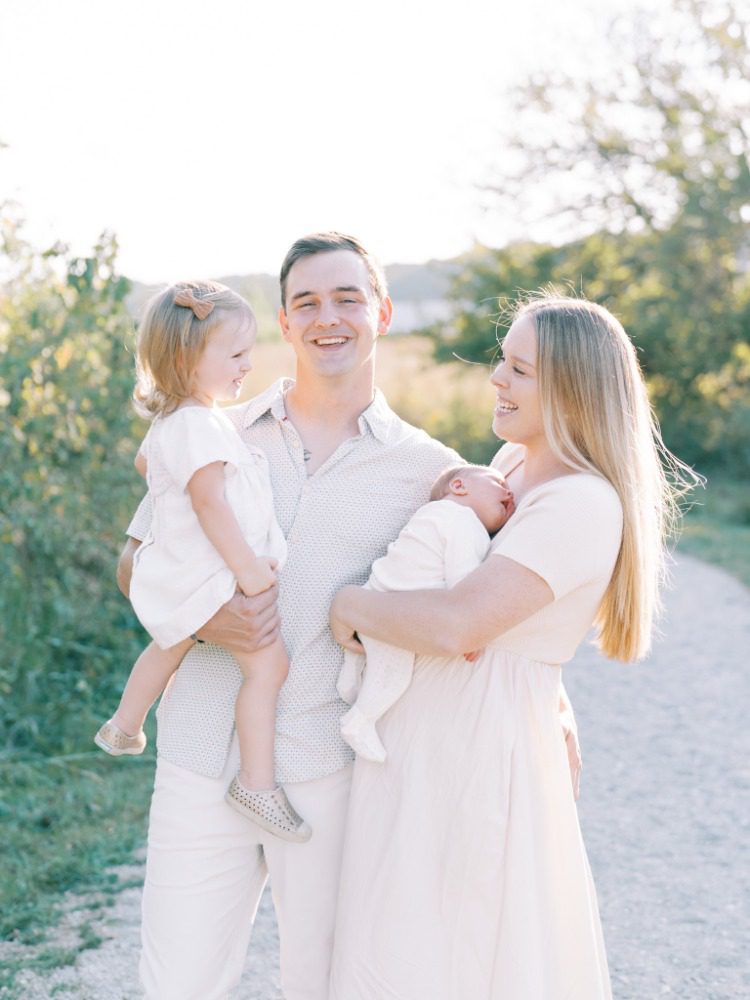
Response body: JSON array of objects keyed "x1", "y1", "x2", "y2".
[
  {"x1": 330, "y1": 587, "x2": 365, "y2": 654},
  {"x1": 195, "y1": 582, "x2": 280, "y2": 654},
  {"x1": 559, "y1": 689, "x2": 582, "y2": 800}
]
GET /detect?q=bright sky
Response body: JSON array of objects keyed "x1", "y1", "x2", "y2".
[{"x1": 0, "y1": 0, "x2": 671, "y2": 282}]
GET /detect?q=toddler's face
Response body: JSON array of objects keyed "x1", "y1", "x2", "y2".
[
  {"x1": 462, "y1": 468, "x2": 514, "y2": 534},
  {"x1": 192, "y1": 317, "x2": 257, "y2": 406}
]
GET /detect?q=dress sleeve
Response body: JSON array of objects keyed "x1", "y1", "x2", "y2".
[
  {"x1": 155, "y1": 408, "x2": 241, "y2": 492},
  {"x1": 490, "y1": 475, "x2": 623, "y2": 600}
]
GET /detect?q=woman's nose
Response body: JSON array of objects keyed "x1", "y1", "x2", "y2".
[{"x1": 490, "y1": 362, "x2": 507, "y2": 387}]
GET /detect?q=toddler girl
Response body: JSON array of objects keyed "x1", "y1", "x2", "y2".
[{"x1": 94, "y1": 281, "x2": 310, "y2": 843}]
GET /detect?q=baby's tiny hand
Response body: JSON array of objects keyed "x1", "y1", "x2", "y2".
[
  {"x1": 499, "y1": 492, "x2": 515, "y2": 525},
  {"x1": 463, "y1": 649, "x2": 484, "y2": 663},
  {"x1": 238, "y1": 557, "x2": 278, "y2": 597}
]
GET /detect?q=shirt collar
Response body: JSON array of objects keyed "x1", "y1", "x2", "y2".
[
  {"x1": 240, "y1": 377, "x2": 399, "y2": 445},
  {"x1": 240, "y1": 377, "x2": 294, "y2": 429}
]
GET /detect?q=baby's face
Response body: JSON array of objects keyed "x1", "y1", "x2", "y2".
[{"x1": 463, "y1": 468, "x2": 514, "y2": 534}]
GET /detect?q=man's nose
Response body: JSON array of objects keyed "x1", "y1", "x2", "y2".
[{"x1": 315, "y1": 301, "x2": 340, "y2": 327}]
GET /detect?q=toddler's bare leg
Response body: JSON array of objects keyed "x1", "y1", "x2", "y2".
[
  {"x1": 113, "y1": 638, "x2": 193, "y2": 736},
  {"x1": 233, "y1": 639, "x2": 289, "y2": 791}
]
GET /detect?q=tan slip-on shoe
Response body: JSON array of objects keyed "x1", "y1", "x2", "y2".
[
  {"x1": 225, "y1": 778, "x2": 312, "y2": 843},
  {"x1": 94, "y1": 720, "x2": 147, "y2": 756}
]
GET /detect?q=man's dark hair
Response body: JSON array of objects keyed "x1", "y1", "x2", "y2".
[{"x1": 279, "y1": 232, "x2": 388, "y2": 309}]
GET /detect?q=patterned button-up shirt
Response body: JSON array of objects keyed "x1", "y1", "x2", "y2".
[{"x1": 127, "y1": 378, "x2": 460, "y2": 782}]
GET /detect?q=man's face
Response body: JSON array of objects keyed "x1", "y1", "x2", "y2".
[{"x1": 279, "y1": 250, "x2": 392, "y2": 383}]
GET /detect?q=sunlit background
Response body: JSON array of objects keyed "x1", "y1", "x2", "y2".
[
  {"x1": 1, "y1": 3, "x2": 749, "y2": 998},
  {"x1": 1, "y1": 0, "x2": 672, "y2": 280}
]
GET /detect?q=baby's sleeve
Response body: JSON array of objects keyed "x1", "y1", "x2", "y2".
[
  {"x1": 156, "y1": 408, "x2": 241, "y2": 492},
  {"x1": 491, "y1": 476, "x2": 623, "y2": 600},
  {"x1": 368, "y1": 504, "x2": 451, "y2": 591}
]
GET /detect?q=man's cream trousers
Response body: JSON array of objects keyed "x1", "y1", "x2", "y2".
[{"x1": 140, "y1": 743, "x2": 353, "y2": 1000}]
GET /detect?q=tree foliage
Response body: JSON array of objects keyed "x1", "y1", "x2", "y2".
[
  {"x1": 430, "y1": 0, "x2": 750, "y2": 472},
  {"x1": 0, "y1": 212, "x2": 147, "y2": 755}
]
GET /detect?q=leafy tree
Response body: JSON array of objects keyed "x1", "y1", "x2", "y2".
[
  {"x1": 0, "y1": 211, "x2": 147, "y2": 755},
  {"x1": 430, "y1": 0, "x2": 750, "y2": 472}
]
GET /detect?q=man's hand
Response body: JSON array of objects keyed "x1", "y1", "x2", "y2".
[
  {"x1": 196, "y1": 582, "x2": 280, "y2": 654},
  {"x1": 117, "y1": 537, "x2": 141, "y2": 598}
]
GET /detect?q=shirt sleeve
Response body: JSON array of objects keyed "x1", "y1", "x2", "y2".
[
  {"x1": 155, "y1": 408, "x2": 241, "y2": 492},
  {"x1": 490, "y1": 475, "x2": 623, "y2": 600},
  {"x1": 126, "y1": 491, "x2": 153, "y2": 541}
]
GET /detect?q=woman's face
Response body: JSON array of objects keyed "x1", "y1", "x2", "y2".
[{"x1": 489, "y1": 314, "x2": 546, "y2": 449}]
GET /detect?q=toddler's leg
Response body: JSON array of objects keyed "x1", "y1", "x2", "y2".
[
  {"x1": 232, "y1": 638, "x2": 289, "y2": 791},
  {"x1": 95, "y1": 639, "x2": 193, "y2": 756},
  {"x1": 114, "y1": 638, "x2": 193, "y2": 736},
  {"x1": 225, "y1": 640, "x2": 311, "y2": 842}
]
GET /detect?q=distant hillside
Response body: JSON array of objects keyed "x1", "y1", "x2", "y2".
[{"x1": 124, "y1": 257, "x2": 461, "y2": 339}]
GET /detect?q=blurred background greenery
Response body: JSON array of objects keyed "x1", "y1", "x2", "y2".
[{"x1": 0, "y1": 0, "x2": 748, "y2": 984}]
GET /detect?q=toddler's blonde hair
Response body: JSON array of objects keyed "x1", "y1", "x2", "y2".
[{"x1": 134, "y1": 280, "x2": 255, "y2": 418}]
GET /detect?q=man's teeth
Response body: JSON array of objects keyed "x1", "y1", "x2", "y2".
[{"x1": 315, "y1": 337, "x2": 347, "y2": 345}]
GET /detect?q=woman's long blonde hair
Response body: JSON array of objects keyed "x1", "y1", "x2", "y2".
[
  {"x1": 134, "y1": 280, "x2": 255, "y2": 417},
  {"x1": 514, "y1": 293, "x2": 700, "y2": 662}
]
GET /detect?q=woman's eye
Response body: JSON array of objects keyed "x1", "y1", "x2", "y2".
[{"x1": 513, "y1": 366, "x2": 525, "y2": 375}]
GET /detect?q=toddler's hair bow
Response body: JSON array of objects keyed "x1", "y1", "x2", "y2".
[{"x1": 174, "y1": 287, "x2": 215, "y2": 321}]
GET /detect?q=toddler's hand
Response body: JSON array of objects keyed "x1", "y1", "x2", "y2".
[{"x1": 238, "y1": 557, "x2": 278, "y2": 597}]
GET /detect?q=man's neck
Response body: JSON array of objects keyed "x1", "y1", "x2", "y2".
[
  {"x1": 284, "y1": 373, "x2": 376, "y2": 434},
  {"x1": 282, "y1": 373, "x2": 377, "y2": 473}
]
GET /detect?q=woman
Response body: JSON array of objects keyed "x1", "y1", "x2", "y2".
[{"x1": 329, "y1": 294, "x2": 694, "y2": 999}]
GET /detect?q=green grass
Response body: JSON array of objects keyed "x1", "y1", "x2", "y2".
[
  {"x1": 679, "y1": 473, "x2": 750, "y2": 587},
  {"x1": 0, "y1": 750, "x2": 153, "y2": 942},
  {"x1": 0, "y1": 740, "x2": 154, "y2": 996}
]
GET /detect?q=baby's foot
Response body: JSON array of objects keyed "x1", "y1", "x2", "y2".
[
  {"x1": 94, "y1": 719, "x2": 147, "y2": 756},
  {"x1": 225, "y1": 778, "x2": 312, "y2": 843}
]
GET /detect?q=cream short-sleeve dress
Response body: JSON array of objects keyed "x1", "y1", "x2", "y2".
[
  {"x1": 330, "y1": 443, "x2": 623, "y2": 1000},
  {"x1": 129, "y1": 405, "x2": 287, "y2": 649}
]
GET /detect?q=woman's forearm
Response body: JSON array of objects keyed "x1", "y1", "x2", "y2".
[
  {"x1": 332, "y1": 556, "x2": 554, "y2": 657},
  {"x1": 334, "y1": 586, "x2": 468, "y2": 657}
]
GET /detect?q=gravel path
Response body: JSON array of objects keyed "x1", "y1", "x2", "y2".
[{"x1": 3, "y1": 554, "x2": 748, "y2": 999}]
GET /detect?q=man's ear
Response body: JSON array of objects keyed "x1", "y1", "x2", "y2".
[
  {"x1": 377, "y1": 295, "x2": 394, "y2": 337},
  {"x1": 279, "y1": 306, "x2": 291, "y2": 343},
  {"x1": 447, "y1": 476, "x2": 468, "y2": 497}
]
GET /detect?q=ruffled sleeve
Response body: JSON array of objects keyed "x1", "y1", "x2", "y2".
[{"x1": 154, "y1": 407, "x2": 242, "y2": 492}]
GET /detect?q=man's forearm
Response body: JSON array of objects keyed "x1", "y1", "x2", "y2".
[{"x1": 117, "y1": 537, "x2": 141, "y2": 598}]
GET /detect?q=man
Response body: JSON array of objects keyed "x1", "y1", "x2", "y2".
[{"x1": 118, "y1": 233, "x2": 461, "y2": 999}]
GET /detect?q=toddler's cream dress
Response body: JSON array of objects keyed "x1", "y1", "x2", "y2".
[
  {"x1": 130, "y1": 405, "x2": 286, "y2": 649},
  {"x1": 330, "y1": 444, "x2": 622, "y2": 1000}
]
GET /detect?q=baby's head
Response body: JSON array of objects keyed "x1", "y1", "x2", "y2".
[
  {"x1": 134, "y1": 280, "x2": 256, "y2": 417},
  {"x1": 430, "y1": 464, "x2": 514, "y2": 534}
]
